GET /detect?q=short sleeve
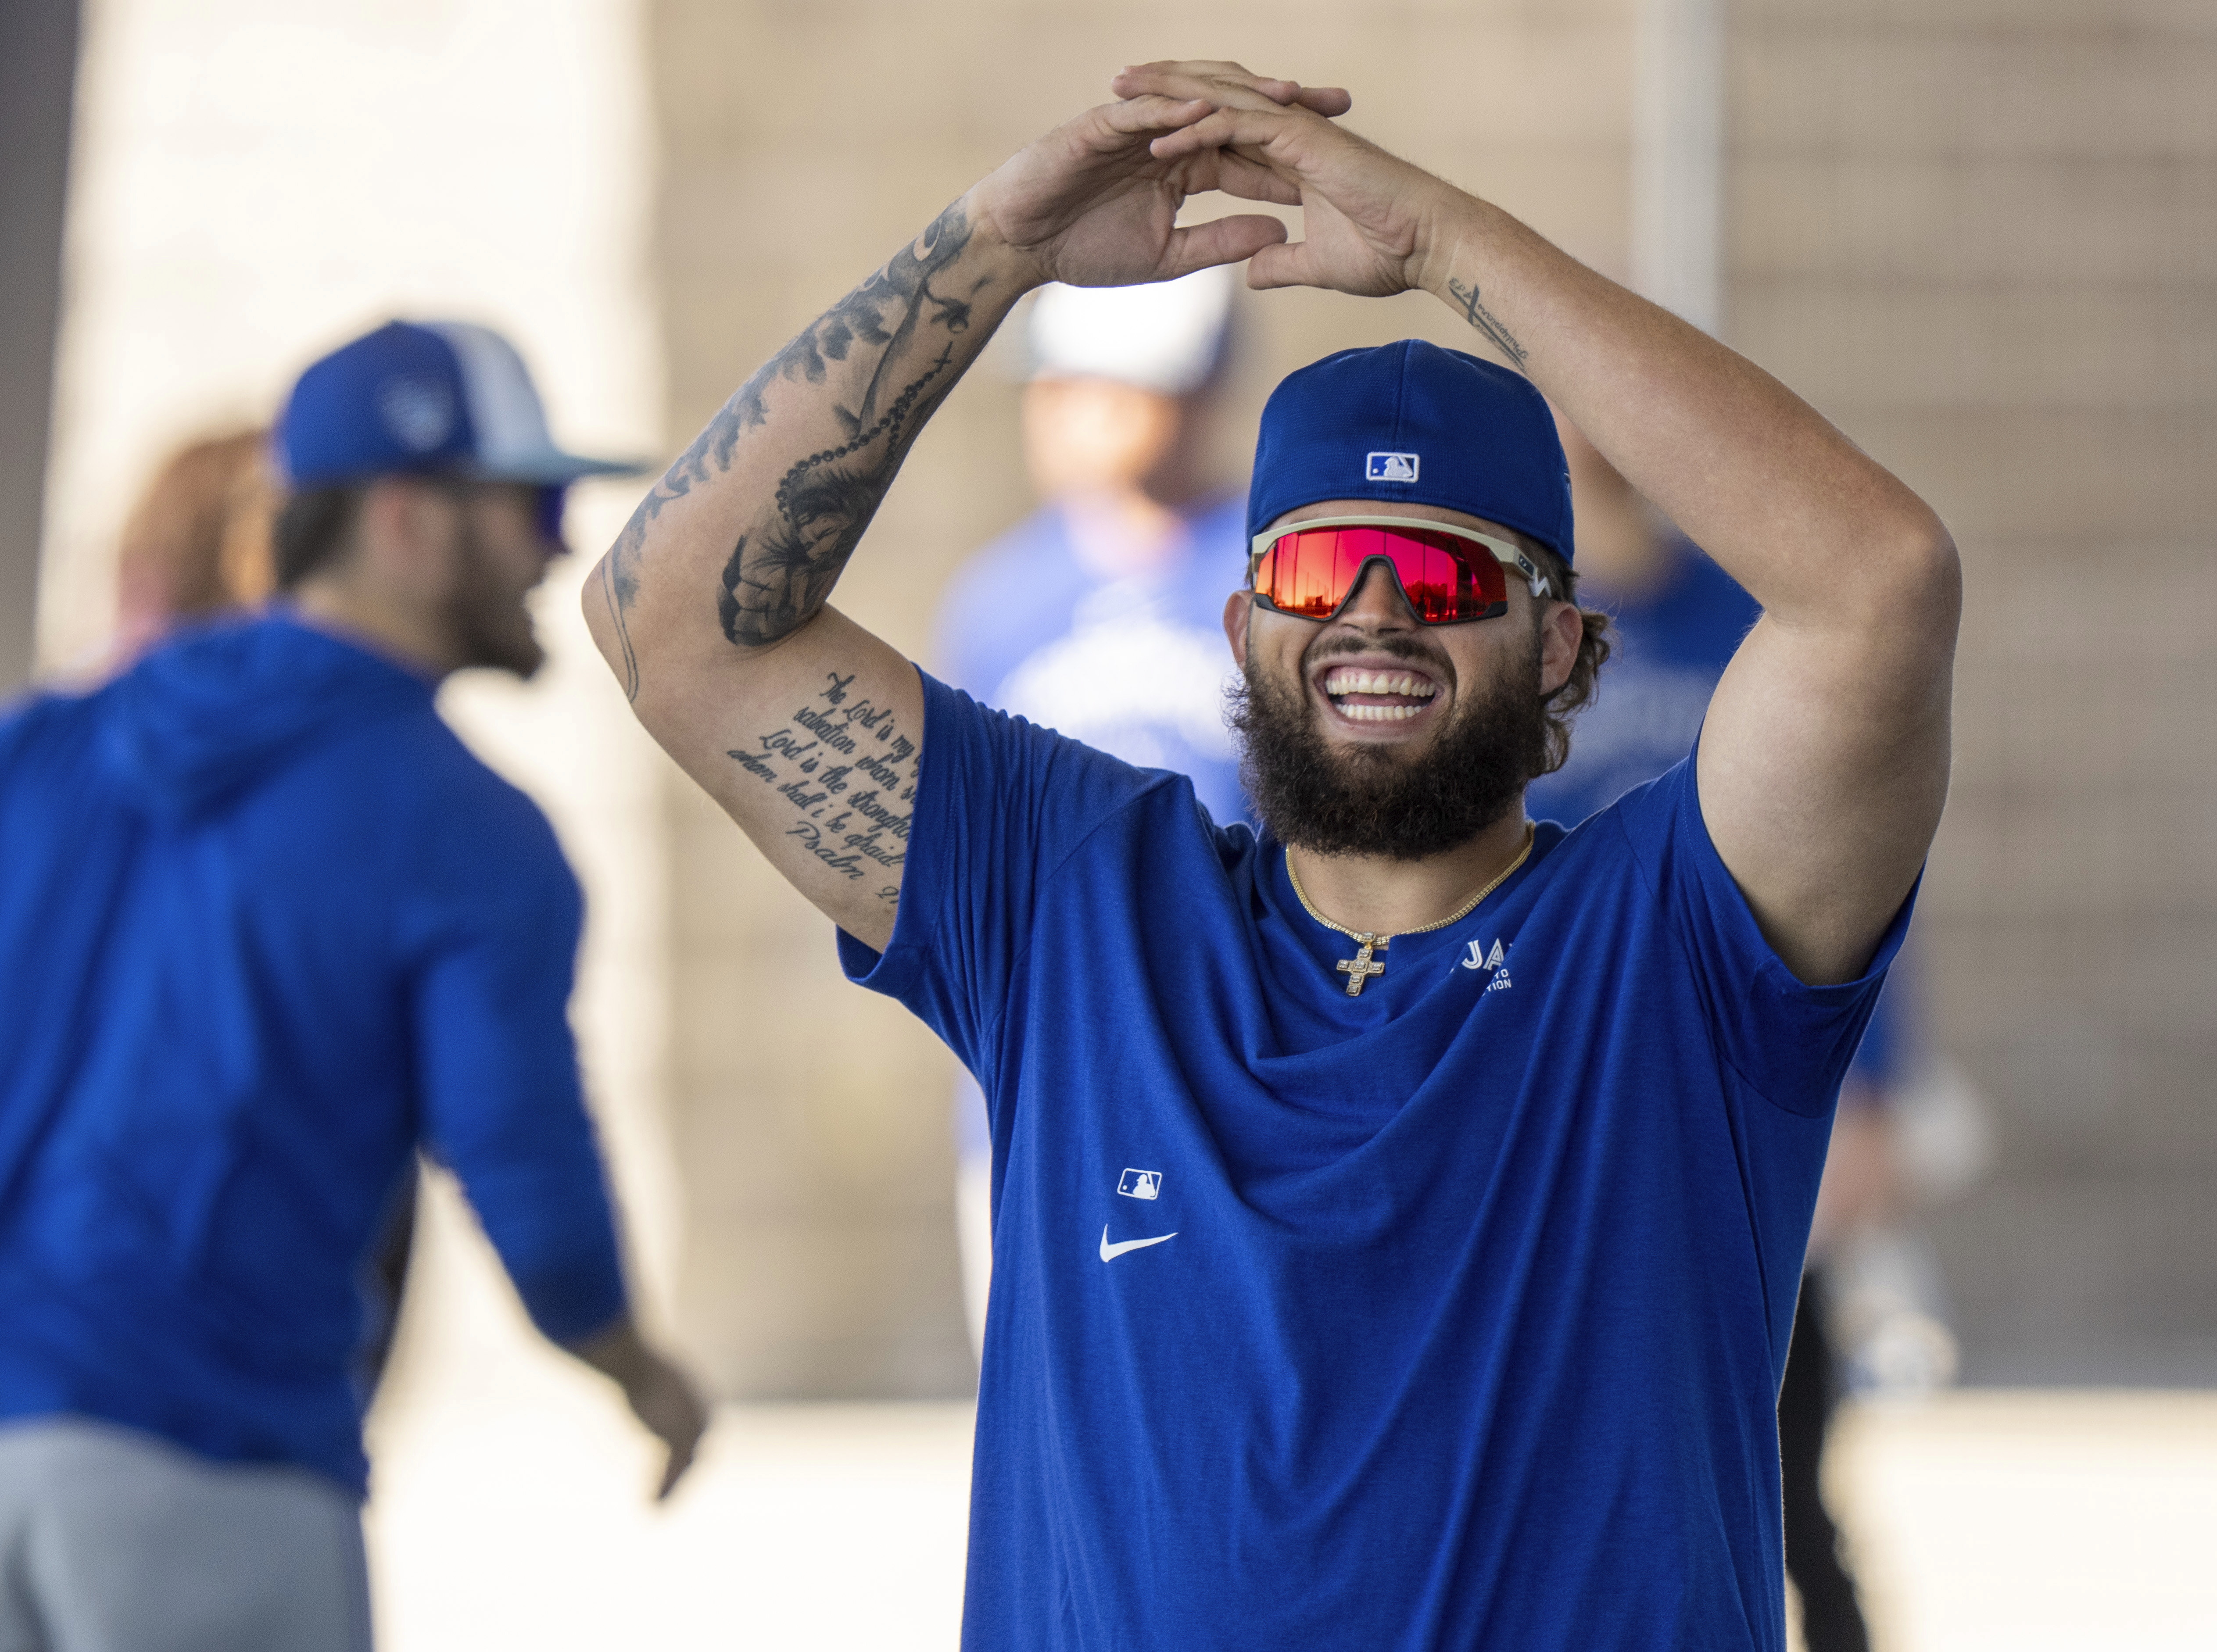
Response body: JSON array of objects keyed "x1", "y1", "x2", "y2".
[
  {"x1": 1608, "y1": 755, "x2": 1917, "y2": 1117},
  {"x1": 837, "y1": 670, "x2": 1168, "y2": 1079},
  {"x1": 412, "y1": 796, "x2": 628, "y2": 1343}
]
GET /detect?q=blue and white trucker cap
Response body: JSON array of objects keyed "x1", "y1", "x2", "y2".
[
  {"x1": 274, "y1": 320, "x2": 638, "y2": 489},
  {"x1": 1246, "y1": 339, "x2": 1573, "y2": 564}
]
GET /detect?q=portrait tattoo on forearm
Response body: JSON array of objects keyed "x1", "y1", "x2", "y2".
[
  {"x1": 597, "y1": 200, "x2": 989, "y2": 699},
  {"x1": 723, "y1": 668, "x2": 917, "y2": 910},
  {"x1": 1446, "y1": 276, "x2": 1529, "y2": 368}
]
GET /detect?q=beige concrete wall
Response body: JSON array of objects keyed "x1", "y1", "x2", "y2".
[
  {"x1": 1726, "y1": 0, "x2": 2217, "y2": 1377},
  {"x1": 643, "y1": 1, "x2": 1641, "y2": 1397}
]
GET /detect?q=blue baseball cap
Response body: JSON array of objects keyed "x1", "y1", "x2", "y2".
[
  {"x1": 274, "y1": 320, "x2": 640, "y2": 489},
  {"x1": 1245, "y1": 339, "x2": 1573, "y2": 564}
]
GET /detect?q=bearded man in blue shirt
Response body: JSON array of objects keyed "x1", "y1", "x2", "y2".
[{"x1": 590, "y1": 60, "x2": 1958, "y2": 1652}]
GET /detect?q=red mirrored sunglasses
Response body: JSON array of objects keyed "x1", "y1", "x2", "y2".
[{"x1": 1248, "y1": 515, "x2": 1549, "y2": 626}]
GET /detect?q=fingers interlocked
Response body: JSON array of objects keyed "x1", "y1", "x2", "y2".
[{"x1": 1112, "y1": 59, "x2": 1354, "y2": 119}]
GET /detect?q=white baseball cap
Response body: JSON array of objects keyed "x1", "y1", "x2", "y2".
[{"x1": 1025, "y1": 267, "x2": 1236, "y2": 397}]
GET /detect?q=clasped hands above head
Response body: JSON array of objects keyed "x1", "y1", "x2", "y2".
[{"x1": 969, "y1": 59, "x2": 1467, "y2": 305}]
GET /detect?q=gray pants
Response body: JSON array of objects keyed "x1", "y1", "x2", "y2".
[{"x1": 0, "y1": 1418, "x2": 371, "y2": 1652}]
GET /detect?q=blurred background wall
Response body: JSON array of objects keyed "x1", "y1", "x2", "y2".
[
  {"x1": 28, "y1": 0, "x2": 2214, "y2": 1402},
  {"x1": 1723, "y1": 0, "x2": 2217, "y2": 1380}
]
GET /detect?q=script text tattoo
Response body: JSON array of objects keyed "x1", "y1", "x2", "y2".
[
  {"x1": 1446, "y1": 275, "x2": 1529, "y2": 368},
  {"x1": 723, "y1": 669, "x2": 916, "y2": 909}
]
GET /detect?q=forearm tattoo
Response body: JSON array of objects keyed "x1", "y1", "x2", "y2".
[
  {"x1": 599, "y1": 199, "x2": 989, "y2": 699},
  {"x1": 725, "y1": 668, "x2": 917, "y2": 911},
  {"x1": 1447, "y1": 275, "x2": 1529, "y2": 368}
]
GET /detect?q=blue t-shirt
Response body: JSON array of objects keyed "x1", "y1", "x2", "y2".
[
  {"x1": 0, "y1": 616, "x2": 627, "y2": 1494},
  {"x1": 1526, "y1": 542, "x2": 1761, "y2": 830},
  {"x1": 933, "y1": 493, "x2": 1249, "y2": 827},
  {"x1": 841, "y1": 675, "x2": 1909, "y2": 1652}
]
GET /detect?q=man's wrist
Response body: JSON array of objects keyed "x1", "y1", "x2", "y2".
[
  {"x1": 958, "y1": 180, "x2": 1057, "y2": 298},
  {"x1": 1410, "y1": 197, "x2": 1537, "y2": 370},
  {"x1": 1406, "y1": 191, "x2": 1491, "y2": 305}
]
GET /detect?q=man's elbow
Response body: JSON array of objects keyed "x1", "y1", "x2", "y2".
[
  {"x1": 579, "y1": 553, "x2": 636, "y2": 694},
  {"x1": 1904, "y1": 511, "x2": 1961, "y2": 636},
  {"x1": 1864, "y1": 500, "x2": 1960, "y2": 642}
]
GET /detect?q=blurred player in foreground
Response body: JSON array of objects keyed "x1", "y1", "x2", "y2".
[
  {"x1": 936, "y1": 270, "x2": 1246, "y2": 1347},
  {"x1": 589, "y1": 60, "x2": 1958, "y2": 1651},
  {"x1": 0, "y1": 321, "x2": 703, "y2": 1651}
]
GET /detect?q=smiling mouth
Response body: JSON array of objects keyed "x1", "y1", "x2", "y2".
[{"x1": 1320, "y1": 666, "x2": 1441, "y2": 723}]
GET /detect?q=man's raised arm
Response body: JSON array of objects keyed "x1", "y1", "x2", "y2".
[
  {"x1": 1131, "y1": 60, "x2": 1958, "y2": 986},
  {"x1": 583, "y1": 84, "x2": 1324, "y2": 950}
]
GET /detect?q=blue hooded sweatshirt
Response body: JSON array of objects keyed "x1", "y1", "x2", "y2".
[{"x1": 0, "y1": 614, "x2": 627, "y2": 1495}]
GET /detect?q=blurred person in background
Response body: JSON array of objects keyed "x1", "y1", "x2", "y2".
[
  {"x1": 935, "y1": 270, "x2": 1246, "y2": 1350},
  {"x1": 110, "y1": 428, "x2": 276, "y2": 662},
  {"x1": 0, "y1": 320, "x2": 704, "y2": 1652},
  {"x1": 590, "y1": 60, "x2": 1957, "y2": 1652},
  {"x1": 1528, "y1": 417, "x2": 1894, "y2": 1652}
]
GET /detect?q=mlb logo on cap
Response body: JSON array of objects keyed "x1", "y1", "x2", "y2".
[{"x1": 1246, "y1": 340, "x2": 1574, "y2": 563}]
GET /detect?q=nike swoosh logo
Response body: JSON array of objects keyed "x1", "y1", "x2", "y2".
[{"x1": 1099, "y1": 1226, "x2": 1178, "y2": 1262}]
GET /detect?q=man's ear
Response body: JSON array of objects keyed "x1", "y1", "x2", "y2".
[
  {"x1": 1221, "y1": 590, "x2": 1252, "y2": 669},
  {"x1": 1538, "y1": 599, "x2": 1583, "y2": 697}
]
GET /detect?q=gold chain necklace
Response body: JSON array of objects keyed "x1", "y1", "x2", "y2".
[{"x1": 1287, "y1": 823, "x2": 1536, "y2": 998}]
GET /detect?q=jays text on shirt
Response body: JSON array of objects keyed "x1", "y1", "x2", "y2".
[{"x1": 820, "y1": 671, "x2": 1907, "y2": 1652}]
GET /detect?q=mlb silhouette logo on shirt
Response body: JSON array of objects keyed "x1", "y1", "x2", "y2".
[
  {"x1": 1365, "y1": 451, "x2": 1420, "y2": 482},
  {"x1": 1117, "y1": 1169, "x2": 1162, "y2": 1200}
]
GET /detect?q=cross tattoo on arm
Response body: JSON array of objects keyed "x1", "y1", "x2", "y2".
[{"x1": 1336, "y1": 934, "x2": 1388, "y2": 997}]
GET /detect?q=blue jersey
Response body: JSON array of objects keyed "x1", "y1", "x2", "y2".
[
  {"x1": 842, "y1": 676, "x2": 1909, "y2": 1652},
  {"x1": 933, "y1": 493, "x2": 1249, "y2": 827},
  {"x1": 0, "y1": 616, "x2": 627, "y2": 1493}
]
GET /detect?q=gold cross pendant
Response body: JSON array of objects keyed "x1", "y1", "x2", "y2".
[{"x1": 1336, "y1": 933, "x2": 1387, "y2": 997}]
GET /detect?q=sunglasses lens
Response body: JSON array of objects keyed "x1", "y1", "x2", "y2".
[
  {"x1": 1255, "y1": 526, "x2": 1506, "y2": 623},
  {"x1": 1253, "y1": 530, "x2": 1343, "y2": 618}
]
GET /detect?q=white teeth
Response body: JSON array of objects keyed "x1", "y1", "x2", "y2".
[
  {"x1": 1322, "y1": 669, "x2": 1437, "y2": 698},
  {"x1": 1339, "y1": 702, "x2": 1422, "y2": 722}
]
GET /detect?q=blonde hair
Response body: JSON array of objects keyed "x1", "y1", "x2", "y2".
[{"x1": 114, "y1": 430, "x2": 276, "y2": 638}]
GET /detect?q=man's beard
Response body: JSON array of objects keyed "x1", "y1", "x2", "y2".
[
  {"x1": 450, "y1": 524, "x2": 545, "y2": 679},
  {"x1": 1228, "y1": 630, "x2": 1548, "y2": 861}
]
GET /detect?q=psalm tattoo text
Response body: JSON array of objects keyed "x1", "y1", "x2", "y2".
[
  {"x1": 597, "y1": 200, "x2": 989, "y2": 697},
  {"x1": 727, "y1": 669, "x2": 913, "y2": 908},
  {"x1": 1446, "y1": 276, "x2": 1528, "y2": 368}
]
